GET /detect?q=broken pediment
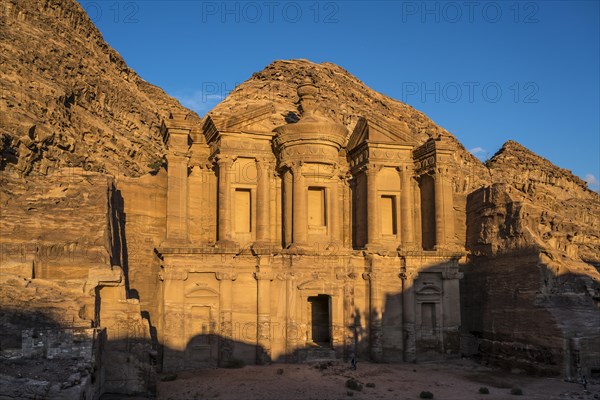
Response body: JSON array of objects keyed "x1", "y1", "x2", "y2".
[
  {"x1": 185, "y1": 284, "x2": 219, "y2": 298},
  {"x1": 347, "y1": 115, "x2": 415, "y2": 153},
  {"x1": 416, "y1": 284, "x2": 443, "y2": 296},
  {"x1": 203, "y1": 103, "x2": 276, "y2": 143}
]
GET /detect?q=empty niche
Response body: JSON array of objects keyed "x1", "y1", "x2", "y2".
[
  {"x1": 380, "y1": 195, "x2": 397, "y2": 235},
  {"x1": 421, "y1": 302, "x2": 436, "y2": 334},
  {"x1": 234, "y1": 188, "x2": 251, "y2": 232},
  {"x1": 308, "y1": 187, "x2": 326, "y2": 227}
]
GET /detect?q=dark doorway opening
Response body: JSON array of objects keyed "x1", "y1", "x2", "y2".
[
  {"x1": 419, "y1": 174, "x2": 436, "y2": 250},
  {"x1": 308, "y1": 295, "x2": 331, "y2": 345}
]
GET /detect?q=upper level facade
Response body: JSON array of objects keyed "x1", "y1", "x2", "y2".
[{"x1": 160, "y1": 77, "x2": 462, "y2": 256}]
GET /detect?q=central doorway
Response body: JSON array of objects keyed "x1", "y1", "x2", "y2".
[{"x1": 308, "y1": 295, "x2": 331, "y2": 345}]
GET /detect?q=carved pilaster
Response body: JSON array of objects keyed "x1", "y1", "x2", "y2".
[
  {"x1": 362, "y1": 270, "x2": 384, "y2": 362},
  {"x1": 217, "y1": 156, "x2": 236, "y2": 246},
  {"x1": 166, "y1": 152, "x2": 190, "y2": 244},
  {"x1": 276, "y1": 270, "x2": 299, "y2": 361},
  {"x1": 254, "y1": 266, "x2": 273, "y2": 364},
  {"x1": 160, "y1": 265, "x2": 188, "y2": 372},
  {"x1": 399, "y1": 164, "x2": 415, "y2": 250},
  {"x1": 329, "y1": 172, "x2": 342, "y2": 244},
  {"x1": 216, "y1": 270, "x2": 236, "y2": 366},
  {"x1": 342, "y1": 173, "x2": 352, "y2": 248},
  {"x1": 433, "y1": 166, "x2": 456, "y2": 251},
  {"x1": 255, "y1": 158, "x2": 271, "y2": 244},
  {"x1": 282, "y1": 168, "x2": 293, "y2": 247},
  {"x1": 400, "y1": 269, "x2": 416, "y2": 362},
  {"x1": 291, "y1": 162, "x2": 307, "y2": 246},
  {"x1": 365, "y1": 164, "x2": 382, "y2": 249}
]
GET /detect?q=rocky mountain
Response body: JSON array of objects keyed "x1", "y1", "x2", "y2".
[
  {"x1": 0, "y1": 0, "x2": 199, "y2": 177},
  {"x1": 463, "y1": 140, "x2": 599, "y2": 376},
  {"x1": 469, "y1": 140, "x2": 599, "y2": 263}
]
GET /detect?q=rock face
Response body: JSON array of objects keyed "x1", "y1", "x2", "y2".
[
  {"x1": 462, "y1": 141, "x2": 600, "y2": 377},
  {"x1": 485, "y1": 141, "x2": 599, "y2": 264},
  {"x1": 1, "y1": 0, "x2": 199, "y2": 177},
  {"x1": 1, "y1": 0, "x2": 599, "y2": 398}
]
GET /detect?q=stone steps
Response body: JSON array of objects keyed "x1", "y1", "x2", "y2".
[{"x1": 303, "y1": 346, "x2": 338, "y2": 362}]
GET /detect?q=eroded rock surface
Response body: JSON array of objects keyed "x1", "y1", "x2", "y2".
[
  {"x1": 1, "y1": 0, "x2": 199, "y2": 177},
  {"x1": 463, "y1": 141, "x2": 600, "y2": 377}
]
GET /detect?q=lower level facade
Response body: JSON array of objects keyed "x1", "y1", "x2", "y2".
[{"x1": 158, "y1": 249, "x2": 462, "y2": 371}]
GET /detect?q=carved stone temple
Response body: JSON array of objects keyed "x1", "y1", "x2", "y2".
[{"x1": 157, "y1": 78, "x2": 464, "y2": 371}]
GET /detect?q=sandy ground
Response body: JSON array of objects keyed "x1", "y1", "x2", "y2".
[{"x1": 155, "y1": 359, "x2": 599, "y2": 400}]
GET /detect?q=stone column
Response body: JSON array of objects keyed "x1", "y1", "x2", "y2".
[
  {"x1": 166, "y1": 153, "x2": 189, "y2": 243},
  {"x1": 364, "y1": 269, "x2": 383, "y2": 362},
  {"x1": 217, "y1": 156, "x2": 234, "y2": 245},
  {"x1": 283, "y1": 169, "x2": 293, "y2": 247},
  {"x1": 329, "y1": 173, "x2": 341, "y2": 243},
  {"x1": 270, "y1": 171, "x2": 278, "y2": 244},
  {"x1": 399, "y1": 165, "x2": 415, "y2": 249},
  {"x1": 292, "y1": 163, "x2": 307, "y2": 245},
  {"x1": 205, "y1": 164, "x2": 219, "y2": 243},
  {"x1": 434, "y1": 169, "x2": 446, "y2": 249},
  {"x1": 337, "y1": 271, "x2": 356, "y2": 360},
  {"x1": 255, "y1": 159, "x2": 271, "y2": 244},
  {"x1": 160, "y1": 268, "x2": 188, "y2": 372},
  {"x1": 254, "y1": 263, "x2": 273, "y2": 364},
  {"x1": 216, "y1": 271, "x2": 236, "y2": 366},
  {"x1": 330, "y1": 294, "x2": 344, "y2": 357},
  {"x1": 365, "y1": 165, "x2": 380, "y2": 249},
  {"x1": 413, "y1": 177, "x2": 423, "y2": 250},
  {"x1": 164, "y1": 117, "x2": 190, "y2": 245},
  {"x1": 284, "y1": 271, "x2": 298, "y2": 361},
  {"x1": 442, "y1": 268, "x2": 461, "y2": 353},
  {"x1": 342, "y1": 175, "x2": 352, "y2": 248},
  {"x1": 401, "y1": 270, "x2": 416, "y2": 362},
  {"x1": 444, "y1": 174, "x2": 455, "y2": 248}
]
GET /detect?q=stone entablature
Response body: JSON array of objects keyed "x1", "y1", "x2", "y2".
[{"x1": 156, "y1": 77, "x2": 464, "y2": 371}]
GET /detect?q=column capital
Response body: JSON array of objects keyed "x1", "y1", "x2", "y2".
[
  {"x1": 336, "y1": 271, "x2": 358, "y2": 281},
  {"x1": 398, "y1": 163, "x2": 414, "y2": 175},
  {"x1": 160, "y1": 269, "x2": 189, "y2": 281},
  {"x1": 343, "y1": 171, "x2": 354, "y2": 184},
  {"x1": 192, "y1": 161, "x2": 213, "y2": 170},
  {"x1": 167, "y1": 152, "x2": 190, "y2": 160},
  {"x1": 442, "y1": 270, "x2": 463, "y2": 280},
  {"x1": 362, "y1": 272, "x2": 382, "y2": 281},
  {"x1": 290, "y1": 161, "x2": 304, "y2": 172},
  {"x1": 216, "y1": 154, "x2": 235, "y2": 166},
  {"x1": 255, "y1": 156, "x2": 273, "y2": 166},
  {"x1": 365, "y1": 163, "x2": 383, "y2": 175},
  {"x1": 435, "y1": 166, "x2": 450, "y2": 176},
  {"x1": 399, "y1": 271, "x2": 418, "y2": 281},
  {"x1": 215, "y1": 271, "x2": 238, "y2": 281},
  {"x1": 254, "y1": 272, "x2": 274, "y2": 281},
  {"x1": 276, "y1": 271, "x2": 298, "y2": 281}
]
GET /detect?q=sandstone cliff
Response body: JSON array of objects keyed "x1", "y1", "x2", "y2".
[
  {"x1": 1, "y1": 0, "x2": 166, "y2": 394},
  {"x1": 463, "y1": 141, "x2": 600, "y2": 377},
  {"x1": 0, "y1": 0, "x2": 199, "y2": 177},
  {"x1": 484, "y1": 140, "x2": 599, "y2": 264}
]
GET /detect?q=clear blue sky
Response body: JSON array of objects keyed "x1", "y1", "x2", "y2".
[{"x1": 80, "y1": 0, "x2": 599, "y2": 189}]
